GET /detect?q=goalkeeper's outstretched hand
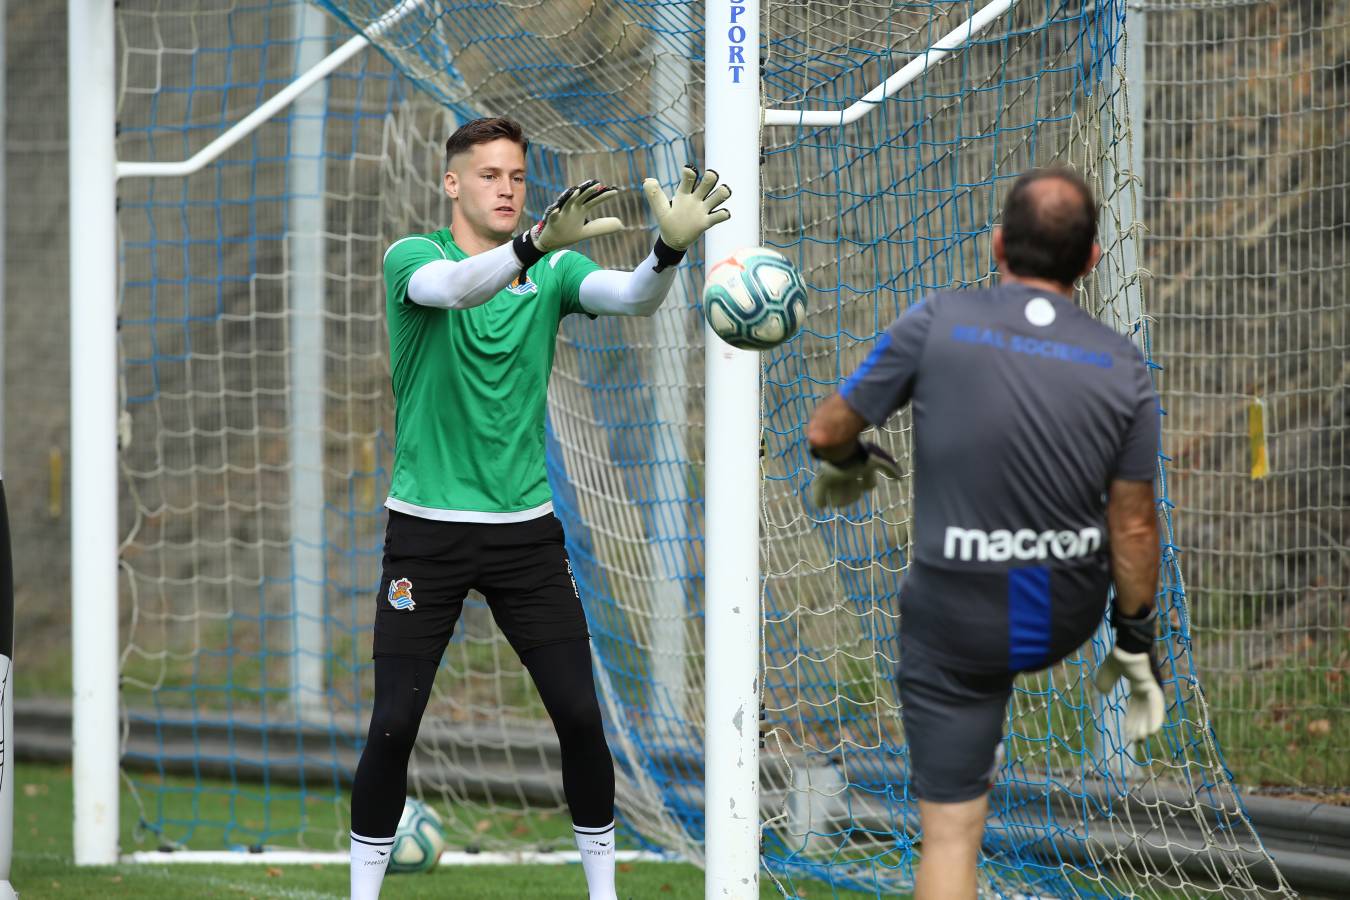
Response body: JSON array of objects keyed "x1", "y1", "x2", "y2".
[
  {"x1": 518, "y1": 179, "x2": 624, "y2": 256},
  {"x1": 810, "y1": 441, "x2": 903, "y2": 509},
  {"x1": 642, "y1": 164, "x2": 732, "y2": 251},
  {"x1": 1092, "y1": 605, "x2": 1166, "y2": 743}
]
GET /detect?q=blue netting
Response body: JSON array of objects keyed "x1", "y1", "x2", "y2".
[{"x1": 113, "y1": 1, "x2": 1289, "y2": 896}]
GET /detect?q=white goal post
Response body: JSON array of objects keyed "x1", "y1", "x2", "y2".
[
  {"x1": 701, "y1": 4, "x2": 763, "y2": 894},
  {"x1": 66, "y1": 0, "x2": 430, "y2": 865},
  {"x1": 68, "y1": 0, "x2": 120, "y2": 867}
]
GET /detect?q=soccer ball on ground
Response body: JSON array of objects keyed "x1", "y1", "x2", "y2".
[
  {"x1": 389, "y1": 797, "x2": 447, "y2": 874},
  {"x1": 702, "y1": 246, "x2": 808, "y2": 351}
]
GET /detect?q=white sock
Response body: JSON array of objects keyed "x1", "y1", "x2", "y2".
[
  {"x1": 350, "y1": 830, "x2": 394, "y2": 900},
  {"x1": 573, "y1": 821, "x2": 618, "y2": 900}
]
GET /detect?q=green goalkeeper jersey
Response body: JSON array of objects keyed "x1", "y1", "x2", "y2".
[{"x1": 382, "y1": 229, "x2": 600, "y2": 522}]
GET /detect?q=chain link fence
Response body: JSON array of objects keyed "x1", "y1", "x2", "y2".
[{"x1": 1143, "y1": 0, "x2": 1349, "y2": 793}]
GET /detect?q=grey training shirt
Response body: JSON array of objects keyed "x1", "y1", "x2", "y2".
[{"x1": 840, "y1": 282, "x2": 1160, "y2": 670}]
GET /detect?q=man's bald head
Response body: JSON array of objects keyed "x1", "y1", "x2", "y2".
[{"x1": 1000, "y1": 167, "x2": 1098, "y2": 286}]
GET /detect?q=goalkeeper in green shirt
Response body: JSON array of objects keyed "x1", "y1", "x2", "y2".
[{"x1": 348, "y1": 116, "x2": 731, "y2": 900}]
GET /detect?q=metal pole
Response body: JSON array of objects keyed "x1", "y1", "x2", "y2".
[
  {"x1": 68, "y1": 0, "x2": 121, "y2": 866},
  {"x1": 1121, "y1": 1, "x2": 1146, "y2": 337},
  {"x1": 703, "y1": 0, "x2": 762, "y2": 894},
  {"x1": 287, "y1": 2, "x2": 329, "y2": 722},
  {"x1": 1093, "y1": 0, "x2": 1148, "y2": 777},
  {"x1": 648, "y1": 43, "x2": 693, "y2": 739}
]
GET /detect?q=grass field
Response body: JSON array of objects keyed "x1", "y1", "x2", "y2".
[
  {"x1": 14, "y1": 763, "x2": 884, "y2": 899},
  {"x1": 13, "y1": 762, "x2": 1243, "y2": 900}
]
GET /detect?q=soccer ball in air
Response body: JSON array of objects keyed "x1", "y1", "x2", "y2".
[
  {"x1": 703, "y1": 247, "x2": 808, "y2": 350},
  {"x1": 389, "y1": 798, "x2": 447, "y2": 874}
]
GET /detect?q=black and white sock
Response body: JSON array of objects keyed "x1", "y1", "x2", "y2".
[
  {"x1": 573, "y1": 821, "x2": 618, "y2": 900},
  {"x1": 350, "y1": 830, "x2": 394, "y2": 900}
]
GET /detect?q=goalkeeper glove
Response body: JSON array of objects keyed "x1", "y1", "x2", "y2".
[
  {"x1": 514, "y1": 179, "x2": 624, "y2": 265},
  {"x1": 642, "y1": 164, "x2": 732, "y2": 255},
  {"x1": 809, "y1": 441, "x2": 903, "y2": 509},
  {"x1": 1092, "y1": 605, "x2": 1166, "y2": 743}
]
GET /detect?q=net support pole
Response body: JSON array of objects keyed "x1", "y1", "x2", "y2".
[
  {"x1": 703, "y1": 1, "x2": 762, "y2": 895},
  {"x1": 68, "y1": 0, "x2": 121, "y2": 866},
  {"x1": 1099, "y1": 0, "x2": 1146, "y2": 340},
  {"x1": 287, "y1": 1, "x2": 330, "y2": 722},
  {"x1": 1094, "y1": 0, "x2": 1148, "y2": 777},
  {"x1": 1118, "y1": 0, "x2": 1150, "y2": 766},
  {"x1": 1121, "y1": 0, "x2": 1146, "y2": 334},
  {"x1": 647, "y1": 44, "x2": 693, "y2": 736}
]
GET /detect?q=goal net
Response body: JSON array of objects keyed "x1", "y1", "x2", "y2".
[
  {"x1": 109, "y1": 0, "x2": 1295, "y2": 895},
  {"x1": 1143, "y1": 0, "x2": 1349, "y2": 795}
]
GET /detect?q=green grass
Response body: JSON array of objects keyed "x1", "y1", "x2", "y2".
[
  {"x1": 1197, "y1": 631, "x2": 1349, "y2": 790},
  {"x1": 15, "y1": 763, "x2": 883, "y2": 899},
  {"x1": 17, "y1": 762, "x2": 1264, "y2": 899}
]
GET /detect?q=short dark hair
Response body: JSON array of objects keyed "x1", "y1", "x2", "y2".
[
  {"x1": 444, "y1": 117, "x2": 528, "y2": 171},
  {"x1": 1000, "y1": 167, "x2": 1098, "y2": 285}
]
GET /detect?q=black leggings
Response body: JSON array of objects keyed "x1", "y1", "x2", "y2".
[{"x1": 349, "y1": 639, "x2": 615, "y2": 836}]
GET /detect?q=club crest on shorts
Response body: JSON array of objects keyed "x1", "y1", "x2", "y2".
[{"x1": 387, "y1": 577, "x2": 415, "y2": 611}]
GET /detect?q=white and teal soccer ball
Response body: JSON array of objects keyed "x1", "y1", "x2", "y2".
[
  {"x1": 703, "y1": 247, "x2": 808, "y2": 351},
  {"x1": 389, "y1": 798, "x2": 446, "y2": 874}
]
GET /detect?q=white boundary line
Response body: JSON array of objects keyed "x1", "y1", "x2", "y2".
[{"x1": 122, "y1": 849, "x2": 676, "y2": 867}]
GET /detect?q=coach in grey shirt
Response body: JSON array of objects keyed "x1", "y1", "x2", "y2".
[{"x1": 807, "y1": 167, "x2": 1166, "y2": 900}]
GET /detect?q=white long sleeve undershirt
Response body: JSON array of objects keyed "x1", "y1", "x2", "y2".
[
  {"x1": 405, "y1": 240, "x2": 526, "y2": 309},
  {"x1": 575, "y1": 248, "x2": 679, "y2": 317},
  {"x1": 404, "y1": 242, "x2": 680, "y2": 317}
]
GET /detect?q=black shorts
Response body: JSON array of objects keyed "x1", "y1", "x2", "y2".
[
  {"x1": 896, "y1": 560, "x2": 1110, "y2": 803},
  {"x1": 373, "y1": 510, "x2": 590, "y2": 662},
  {"x1": 900, "y1": 558, "x2": 1111, "y2": 673},
  {"x1": 897, "y1": 640, "x2": 1014, "y2": 804}
]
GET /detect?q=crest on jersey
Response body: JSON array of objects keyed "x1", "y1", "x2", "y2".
[
  {"x1": 387, "y1": 577, "x2": 415, "y2": 611},
  {"x1": 506, "y1": 275, "x2": 537, "y2": 296}
]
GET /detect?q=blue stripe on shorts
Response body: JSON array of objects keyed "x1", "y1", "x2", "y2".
[{"x1": 1007, "y1": 566, "x2": 1051, "y2": 671}]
